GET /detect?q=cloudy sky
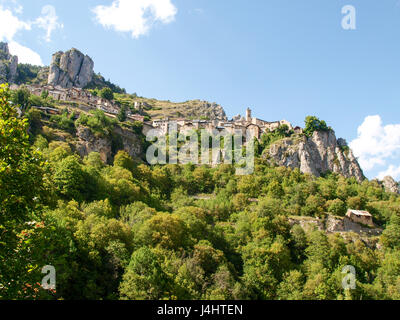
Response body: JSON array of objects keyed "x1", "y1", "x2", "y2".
[{"x1": 0, "y1": 0, "x2": 399, "y2": 180}]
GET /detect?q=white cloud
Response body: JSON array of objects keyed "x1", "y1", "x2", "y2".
[
  {"x1": 93, "y1": 0, "x2": 177, "y2": 38},
  {"x1": 0, "y1": 4, "x2": 30, "y2": 41},
  {"x1": 0, "y1": 0, "x2": 23, "y2": 14},
  {"x1": 350, "y1": 115, "x2": 400, "y2": 178},
  {"x1": 8, "y1": 41, "x2": 43, "y2": 66},
  {"x1": 35, "y1": 5, "x2": 63, "y2": 43},
  {"x1": 377, "y1": 165, "x2": 400, "y2": 180},
  {"x1": 0, "y1": 3, "x2": 62, "y2": 66}
]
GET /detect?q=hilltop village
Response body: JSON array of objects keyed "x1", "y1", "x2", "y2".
[
  {"x1": 2, "y1": 45, "x2": 374, "y2": 185},
  {"x1": 10, "y1": 83, "x2": 298, "y2": 139},
  {"x1": 3, "y1": 44, "x2": 299, "y2": 140}
]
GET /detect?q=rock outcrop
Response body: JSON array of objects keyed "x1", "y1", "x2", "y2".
[
  {"x1": 382, "y1": 176, "x2": 400, "y2": 194},
  {"x1": 288, "y1": 217, "x2": 324, "y2": 232},
  {"x1": 74, "y1": 125, "x2": 144, "y2": 164},
  {"x1": 75, "y1": 126, "x2": 112, "y2": 163},
  {"x1": 289, "y1": 215, "x2": 382, "y2": 238},
  {"x1": 325, "y1": 215, "x2": 382, "y2": 236},
  {"x1": 0, "y1": 42, "x2": 18, "y2": 84},
  {"x1": 148, "y1": 100, "x2": 228, "y2": 121},
  {"x1": 113, "y1": 126, "x2": 144, "y2": 159},
  {"x1": 198, "y1": 102, "x2": 227, "y2": 121},
  {"x1": 48, "y1": 48, "x2": 94, "y2": 88},
  {"x1": 265, "y1": 130, "x2": 364, "y2": 182}
]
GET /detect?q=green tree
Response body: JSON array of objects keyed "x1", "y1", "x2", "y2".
[
  {"x1": 41, "y1": 90, "x2": 49, "y2": 99},
  {"x1": 277, "y1": 270, "x2": 304, "y2": 300},
  {"x1": 117, "y1": 105, "x2": 127, "y2": 122},
  {"x1": 11, "y1": 87, "x2": 31, "y2": 111},
  {"x1": 84, "y1": 152, "x2": 105, "y2": 170},
  {"x1": 0, "y1": 84, "x2": 46, "y2": 299},
  {"x1": 380, "y1": 213, "x2": 400, "y2": 249},
  {"x1": 119, "y1": 247, "x2": 170, "y2": 300},
  {"x1": 327, "y1": 199, "x2": 347, "y2": 216},
  {"x1": 304, "y1": 116, "x2": 329, "y2": 137},
  {"x1": 114, "y1": 150, "x2": 134, "y2": 171},
  {"x1": 136, "y1": 212, "x2": 190, "y2": 250},
  {"x1": 100, "y1": 87, "x2": 114, "y2": 101},
  {"x1": 53, "y1": 155, "x2": 86, "y2": 201}
]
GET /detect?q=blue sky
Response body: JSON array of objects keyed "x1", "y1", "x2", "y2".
[{"x1": 1, "y1": 0, "x2": 399, "y2": 180}]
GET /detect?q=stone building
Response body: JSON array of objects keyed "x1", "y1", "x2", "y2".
[
  {"x1": 346, "y1": 209, "x2": 374, "y2": 227},
  {"x1": 150, "y1": 108, "x2": 295, "y2": 142}
]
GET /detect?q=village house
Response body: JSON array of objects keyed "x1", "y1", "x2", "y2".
[
  {"x1": 20, "y1": 84, "x2": 124, "y2": 117},
  {"x1": 127, "y1": 114, "x2": 145, "y2": 122},
  {"x1": 346, "y1": 209, "x2": 374, "y2": 227},
  {"x1": 151, "y1": 108, "x2": 294, "y2": 142},
  {"x1": 16, "y1": 84, "x2": 300, "y2": 139}
]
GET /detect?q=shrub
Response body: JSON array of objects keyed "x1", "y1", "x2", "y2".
[
  {"x1": 100, "y1": 87, "x2": 114, "y2": 101},
  {"x1": 50, "y1": 110, "x2": 75, "y2": 134},
  {"x1": 327, "y1": 199, "x2": 347, "y2": 216},
  {"x1": 304, "y1": 116, "x2": 330, "y2": 137},
  {"x1": 75, "y1": 109, "x2": 116, "y2": 136}
]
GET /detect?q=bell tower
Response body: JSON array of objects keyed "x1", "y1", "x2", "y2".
[{"x1": 246, "y1": 107, "x2": 252, "y2": 122}]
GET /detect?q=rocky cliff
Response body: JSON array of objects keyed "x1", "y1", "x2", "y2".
[
  {"x1": 48, "y1": 48, "x2": 94, "y2": 88},
  {"x1": 264, "y1": 130, "x2": 364, "y2": 182},
  {"x1": 74, "y1": 125, "x2": 144, "y2": 164},
  {"x1": 382, "y1": 176, "x2": 400, "y2": 194},
  {"x1": 0, "y1": 42, "x2": 18, "y2": 84}
]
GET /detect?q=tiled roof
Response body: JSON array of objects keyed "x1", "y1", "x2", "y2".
[{"x1": 347, "y1": 209, "x2": 372, "y2": 217}]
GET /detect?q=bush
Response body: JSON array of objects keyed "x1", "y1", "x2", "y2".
[
  {"x1": 11, "y1": 87, "x2": 30, "y2": 111},
  {"x1": 304, "y1": 116, "x2": 330, "y2": 137},
  {"x1": 53, "y1": 155, "x2": 87, "y2": 201},
  {"x1": 50, "y1": 110, "x2": 76, "y2": 134},
  {"x1": 260, "y1": 125, "x2": 294, "y2": 150},
  {"x1": 75, "y1": 109, "x2": 116, "y2": 136},
  {"x1": 100, "y1": 87, "x2": 114, "y2": 101},
  {"x1": 327, "y1": 199, "x2": 347, "y2": 216},
  {"x1": 114, "y1": 150, "x2": 134, "y2": 171}
]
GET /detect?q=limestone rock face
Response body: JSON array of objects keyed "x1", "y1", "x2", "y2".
[
  {"x1": 113, "y1": 126, "x2": 144, "y2": 159},
  {"x1": 181, "y1": 101, "x2": 227, "y2": 121},
  {"x1": 382, "y1": 176, "x2": 400, "y2": 194},
  {"x1": 75, "y1": 126, "x2": 112, "y2": 163},
  {"x1": 0, "y1": 42, "x2": 18, "y2": 84},
  {"x1": 265, "y1": 130, "x2": 364, "y2": 182},
  {"x1": 48, "y1": 48, "x2": 94, "y2": 88},
  {"x1": 75, "y1": 125, "x2": 144, "y2": 164},
  {"x1": 202, "y1": 102, "x2": 227, "y2": 121}
]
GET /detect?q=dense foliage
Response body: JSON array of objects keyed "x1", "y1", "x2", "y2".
[
  {"x1": 15, "y1": 64, "x2": 46, "y2": 85},
  {"x1": 99, "y1": 87, "x2": 114, "y2": 101},
  {"x1": 304, "y1": 116, "x2": 331, "y2": 137},
  {"x1": 1, "y1": 84, "x2": 400, "y2": 300},
  {"x1": 84, "y1": 73, "x2": 126, "y2": 94}
]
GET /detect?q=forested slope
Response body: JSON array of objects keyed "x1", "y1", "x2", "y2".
[{"x1": 1, "y1": 83, "x2": 400, "y2": 300}]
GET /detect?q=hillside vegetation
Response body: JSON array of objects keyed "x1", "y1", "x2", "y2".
[
  {"x1": 112, "y1": 92, "x2": 227, "y2": 120},
  {"x1": 1, "y1": 84, "x2": 400, "y2": 300}
]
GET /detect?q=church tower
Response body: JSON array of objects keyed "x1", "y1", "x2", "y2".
[{"x1": 246, "y1": 108, "x2": 252, "y2": 122}]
